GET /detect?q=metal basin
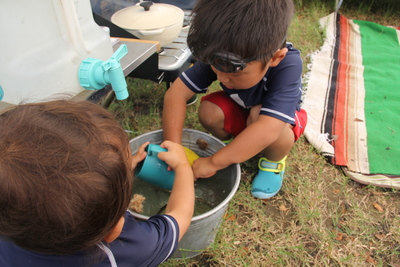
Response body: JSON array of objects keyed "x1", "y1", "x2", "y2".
[{"x1": 129, "y1": 129, "x2": 241, "y2": 258}]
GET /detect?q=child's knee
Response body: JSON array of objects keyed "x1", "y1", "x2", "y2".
[
  {"x1": 246, "y1": 104, "x2": 262, "y2": 126},
  {"x1": 198, "y1": 100, "x2": 224, "y2": 127}
]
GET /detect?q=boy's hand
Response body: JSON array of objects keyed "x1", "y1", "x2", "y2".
[
  {"x1": 130, "y1": 142, "x2": 149, "y2": 170},
  {"x1": 192, "y1": 156, "x2": 219, "y2": 179},
  {"x1": 158, "y1": 140, "x2": 190, "y2": 171}
]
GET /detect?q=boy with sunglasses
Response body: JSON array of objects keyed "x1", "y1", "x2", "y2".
[{"x1": 162, "y1": 0, "x2": 307, "y2": 199}]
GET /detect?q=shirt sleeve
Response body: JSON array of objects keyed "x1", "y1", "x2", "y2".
[
  {"x1": 179, "y1": 61, "x2": 217, "y2": 93},
  {"x1": 260, "y1": 46, "x2": 303, "y2": 125},
  {"x1": 107, "y1": 212, "x2": 180, "y2": 267}
]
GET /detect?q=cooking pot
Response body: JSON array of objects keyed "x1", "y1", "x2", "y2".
[{"x1": 111, "y1": 1, "x2": 184, "y2": 47}]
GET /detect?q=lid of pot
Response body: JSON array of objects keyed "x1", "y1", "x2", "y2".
[{"x1": 111, "y1": 1, "x2": 184, "y2": 30}]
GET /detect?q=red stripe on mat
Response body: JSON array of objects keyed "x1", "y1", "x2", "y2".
[{"x1": 332, "y1": 15, "x2": 349, "y2": 166}]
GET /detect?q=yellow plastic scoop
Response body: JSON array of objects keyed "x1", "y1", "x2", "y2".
[{"x1": 183, "y1": 147, "x2": 200, "y2": 166}]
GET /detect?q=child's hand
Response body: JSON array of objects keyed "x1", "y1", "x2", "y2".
[
  {"x1": 130, "y1": 142, "x2": 149, "y2": 170},
  {"x1": 158, "y1": 141, "x2": 190, "y2": 171},
  {"x1": 192, "y1": 156, "x2": 218, "y2": 179}
]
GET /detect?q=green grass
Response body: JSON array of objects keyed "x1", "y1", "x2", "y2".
[
  {"x1": 108, "y1": 2, "x2": 400, "y2": 266},
  {"x1": 107, "y1": 78, "x2": 167, "y2": 137}
]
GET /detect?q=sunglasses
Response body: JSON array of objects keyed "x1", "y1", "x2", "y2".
[{"x1": 208, "y1": 52, "x2": 258, "y2": 73}]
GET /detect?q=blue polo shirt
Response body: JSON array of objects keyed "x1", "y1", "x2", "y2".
[
  {"x1": 0, "y1": 211, "x2": 179, "y2": 267},
  {"x1": 180, "y1": 43, "x2": 303, "y2": 125}
]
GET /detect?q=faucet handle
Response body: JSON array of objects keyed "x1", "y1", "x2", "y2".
[
  {"x1": 102, "y1": 44, "x2": 128, "y2": 71},
  {"x1": 112, "y1": 44, "x2": 128, "y2": 61}
]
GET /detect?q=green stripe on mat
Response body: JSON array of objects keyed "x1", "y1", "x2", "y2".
[{"x1": 354, "y1": 20, "x2": 400, "y2": 175}]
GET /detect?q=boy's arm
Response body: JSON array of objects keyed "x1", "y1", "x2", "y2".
[
  {"x1": 162, "y1": 78, "x2": 196, "y2": 144},
  {"x1": 157, "y1": 141, "x2": 195, "y2": 241},
  {"x1": 192, "y1": 115, "x2": 286, "y2": 178}
]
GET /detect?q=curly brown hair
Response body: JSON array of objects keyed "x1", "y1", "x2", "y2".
[
  {"x1": 187, "y1": 0, "x2": 294, "y2": 64},
  {"x1": 0, "y1": 100, "x2": 132, "y2": 255}
]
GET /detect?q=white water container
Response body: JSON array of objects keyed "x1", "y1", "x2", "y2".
[{"x1": 0, "y1": 0, "x2": 113, "y2": 105}]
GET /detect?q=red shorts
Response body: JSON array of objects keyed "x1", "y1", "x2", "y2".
[{"x1": 201, "y1": 91, "x2": 307, "y2": 141}]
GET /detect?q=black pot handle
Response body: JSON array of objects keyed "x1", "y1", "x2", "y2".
[{"x1": 140, "y1": 1, "x2": 154, "y2": 11}]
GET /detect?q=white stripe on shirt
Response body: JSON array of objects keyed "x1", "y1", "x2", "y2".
[
  {"x1": 160, "y1": 215, "x2": 178, "y2": 263},
  {"x1": 97, "y1": 243, "x2": 118, "y2": 267},
  {"x1": 181, "y1": 72, "x2": 204, "y2": 92},
  {"x1": 261, "y1": 108, "x2": 295, "y2": 123},
  {"x1": 230, "y1": 94, "x2": 246, "y2": 108}
]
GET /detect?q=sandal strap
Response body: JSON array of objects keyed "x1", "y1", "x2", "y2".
[
  {"x1": 222, "y1": 136, "x2": 234, "y2": 144},
  {"x1": 258, "y1": 156, "x2": 286, "y2": 173}
]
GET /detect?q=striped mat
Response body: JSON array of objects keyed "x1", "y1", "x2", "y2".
[{"x1": 303, "y1": 13, "x2": 400, "y2": 189}]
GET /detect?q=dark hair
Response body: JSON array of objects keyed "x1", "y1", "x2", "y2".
[
  {"x1": 187, "y1": 0, "x2": 294, "y2": 64},
  {"x1": 0, "y1": 100, "x2": 132, "y2": 255}
]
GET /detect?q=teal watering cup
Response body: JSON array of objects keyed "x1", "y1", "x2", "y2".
[{"x1": 135, "y1": 144, "x2": 175, "y2": 190}]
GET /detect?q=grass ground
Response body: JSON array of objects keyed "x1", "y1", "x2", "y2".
[{"x1": 108, "y1": 2, "x2": 400, "y2": 266}]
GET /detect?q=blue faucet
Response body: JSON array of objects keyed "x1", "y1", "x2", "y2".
[
  {"x1": 78, "y1": 44, "x2": 129, "y2": 100},
  {"x1": 0, "y1": 86, "x2": 3, "y2": 101}
]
